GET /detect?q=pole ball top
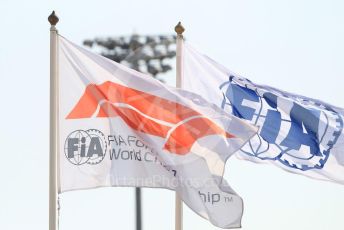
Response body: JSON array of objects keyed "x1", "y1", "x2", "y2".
[
  {"x1": 175, "y1": 22, "x2": 185, "y2": 35},
  {"x1": 48, "y1": 11, "x2": 59, "y2": 26}
]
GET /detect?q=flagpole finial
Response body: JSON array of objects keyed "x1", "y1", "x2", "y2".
[
  {"x1": 175, "y1": 22, "x2": 185, "y2": 36},
  {"x1": 48, "y1": 11, "x2": 59, "y2": 26}
]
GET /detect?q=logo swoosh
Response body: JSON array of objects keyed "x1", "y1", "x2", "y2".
[{"x1": 67, "y1": 81, "x2": 235, "y2": 155}]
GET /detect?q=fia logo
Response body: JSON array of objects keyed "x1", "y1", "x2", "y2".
[
  {"x1": 64, "y1": 129, "x2": 107, "y2": 165},
  {"x1": 219, "y1": 76, "x2": 343, "y2": 171}
]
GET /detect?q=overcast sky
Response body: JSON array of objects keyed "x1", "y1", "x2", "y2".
[{"x1": 1, "y1": 0, "x2": 344, "y2": 229}]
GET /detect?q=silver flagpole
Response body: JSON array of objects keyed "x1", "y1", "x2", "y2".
[
  {"x1": 174, "y1": 21, "x2": 185, "y2": 230},
  {"x1": 135, "y1": 187, "x2": 142, "y2": 230},
  {"x1": 48, "y1": 11, "x2": 59, "y2": 230}
]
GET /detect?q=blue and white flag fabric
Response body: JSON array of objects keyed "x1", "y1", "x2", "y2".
[{"x1": 183, "y1": 43, "x2": 344, "y2": 183}]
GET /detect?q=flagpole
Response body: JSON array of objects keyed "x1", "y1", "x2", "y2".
[
  {"x1": 174, "y1": 21, "x2": 185, "y2": 230},
  {"x1": 48, "y1": 11, "x2": 59, "y2": 230},
  {"x1": 135, "y1": 188, "x2": 142, "y2": 230}
]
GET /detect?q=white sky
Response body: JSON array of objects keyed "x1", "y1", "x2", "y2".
[{"x1": 1, "y1": 0, "x2": 344, "y2": 229}]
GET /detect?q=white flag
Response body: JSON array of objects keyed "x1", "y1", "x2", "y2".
[
  {"x1": 183, "y1": 42, "x2": 344, "y2": 184},
  {"x1": 58, "y1": 36, "x2": 257, "y2": 228}
]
